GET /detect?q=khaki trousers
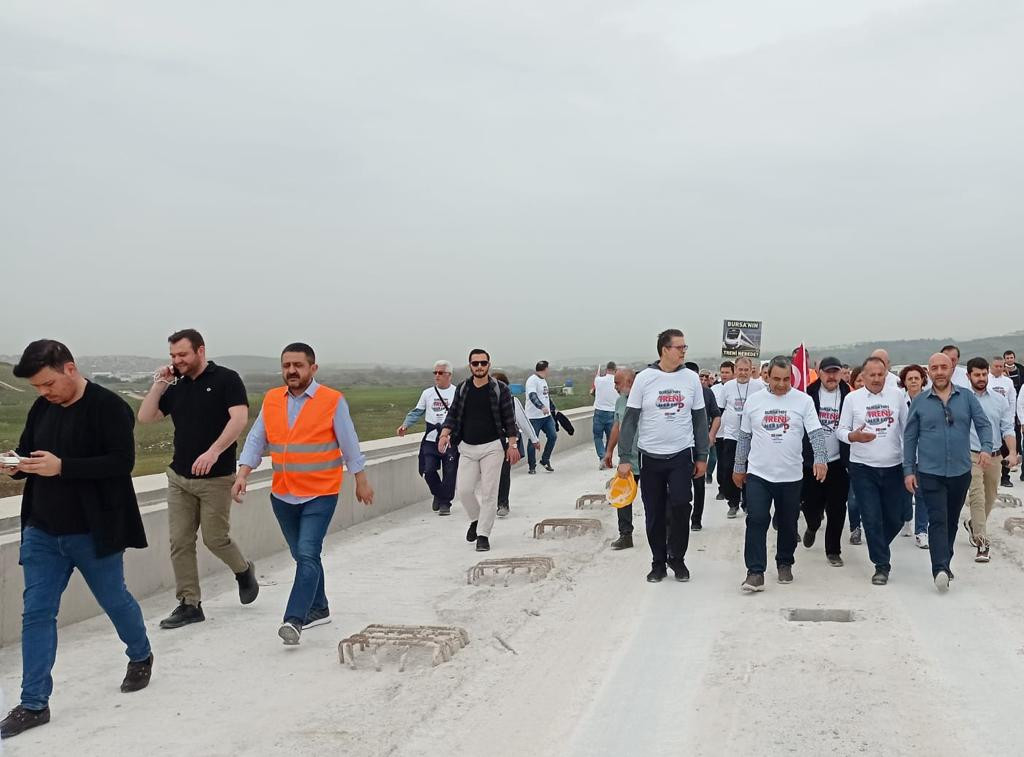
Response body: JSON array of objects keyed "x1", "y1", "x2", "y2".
[
  {"x1": 167, "y1": 468, "x2": 249, "y2": 605},
  {"x1": 456, "y1": 440, "x2": 505, "y2": 538},
  {"x1": 967, "y1": 452, "x2": 1001, "y2": 544}
]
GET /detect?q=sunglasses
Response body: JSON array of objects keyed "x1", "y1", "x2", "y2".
[
  {"x1": 471, "y1": 360, "x2": 489, "y2": 367},
  {"x1": 943, "y1": 405, "x2": 954, "y2": 426},
  {"x1": 433, "y1": 370, "x2": 449, "y2": 375}
]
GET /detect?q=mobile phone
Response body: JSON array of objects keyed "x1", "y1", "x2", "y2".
[
  {"x1": 1, "y1": 455, "x2": 25, "y2": 466},
  {"x1": 172, "y1": 366, "x2": 182, "y2": 378}
]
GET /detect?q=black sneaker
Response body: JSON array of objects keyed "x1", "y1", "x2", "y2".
[
  {"x1": 528, "y1": 468, "x2": 537, "y2": 475},
  {"x1": 303, "y1": 607, "x2": 332, "y2": 629},
  {"x1": 727, "y1": 506, "x2": 739, "y2": 519},
  {"x1": 871, "y1": 568, "x2": 889, "y2": 586},
  {"x1": 438, "y1": 503, "x2": 451, "y2": 516},
  {"x1": 962, "y1": 518, "x2": 978, "y2": 547},
  {"x1": 802, "y1": 529, "x2": 816, "y2": 548},
  {"x1": 646, "y1": 563, "x2": 667, "y2": 582},
  {"x1": 476, "y1": 535, "x2": 490, "y2": 552},
  {"x1": 1, "y1": 705, "x2": 50, "y2": 739},
  {"x1": 669, "y1": 560, "x2": 690, "y2": 582},
  {"x1": 120, "y1": 654, "x2": 153, "y2": 693},
  {"x1": 496, "y1": 505, "x2": 509, "y2": 518},
  {"x1": 690, "y1": 522, "x2": 702, "y2": 531},
  {"x1": 542, "y1": 462, "x2": 554, "y2": 472},
  {"x1": 466, "y1": 521, "x2": 478, "y2": 542},
  {"x1": 159, "y1": 601, "x2": 205, "y2": 630},
  {"x1": 777, "y1": 564, "x2": 793, "y2": 584},
  {"x1": 432, "y1": 497, "x2": 441, "y2": 512},
  {"x1": 849, "y1": 527, "x2": 862, "y2": 545},
  {"x1": 235, "y1": 561, "x2": 259, "y2": 605},
  {"x1": 715, "y1": 492, "x2": 726, "y2": 501},
  {"x1": 1001, "y1": 477, "x2": 1013, "y2": 488},
  {"x1": 741, "y1": 572, "x2": 765, "y2": 592},
  {"x1": 610, "y1": 534, "x2": 633, "y2": 550},
  {"x1": 827, "y1": 554, "x2": 844, "y2": 567}
]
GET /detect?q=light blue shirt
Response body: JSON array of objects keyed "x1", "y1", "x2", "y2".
[
  {"x1": 239, "y1": 379, "x2": 366, "y2": 504},
  {"x1": 969, "y1": 387, "x2": 1014, "y2": 452},
  {"x1": 904, "y1": 385, "x2": 993, "y2": 477}
]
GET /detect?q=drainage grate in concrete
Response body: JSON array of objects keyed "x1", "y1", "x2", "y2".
[{"x1": 784, "y1": 608, "x2": 855, "y2": 623}]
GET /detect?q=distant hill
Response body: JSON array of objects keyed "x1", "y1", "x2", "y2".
[{"x1": 798, "y1": 331, "x2": 1024, "y2": 366}]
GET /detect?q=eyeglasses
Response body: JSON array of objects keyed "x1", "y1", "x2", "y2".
[
  {"x1": 667, "y1": 344, "x2": 688, "y2": 352},
  {"x1": 433, "y1": 370, "x2": 449, "y2": 375},
  {"x1": 471, "y1": 361, "x2": 489, "y2": 367},
  {"x1": 943, "y1": 405, "x2": 954, "y2": 426}
]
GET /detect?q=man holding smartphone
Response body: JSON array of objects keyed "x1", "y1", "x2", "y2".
[{"x1": 138, "y1": 329, "x2": 258, "y2": 630}]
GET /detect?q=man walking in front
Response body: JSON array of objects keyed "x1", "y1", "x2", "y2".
[
  {"x1": 525, "y1": 360, "x2": 557, "y2": 473},
  {"x1": 904, "y1": 353, "x2": 992, "y2": 591},
  {"x1": 616, "y1": 329, "x2": 709, "y2": 583},
  {"x1": 138, "y1": 329, "x2": 258, "y2": 629},
  {"x1": 398, "y1": 360, "x2": 458, "y2": 516},
  {"x1": 1, "y1": 340, "x2": 152, "y2": 740},
  {"x1": 592, "y1": 362, "x2": 619, "y2": 469},
  {"x1": 836, "y1": 356, "x2": 909, "y2": 586},
  {"x1": 716, "y1": 357, "x2": 763, "y2": 518},
  {"x1": 800, "y1": 357, "x2": 851, "y2": 567},
  {"x1": 734, "y1": 356, "x2": 828, "y2": 591},
  {"x1": 437, "y1": 349, "x2": 520, "y2": 552},
  {"x1": 962, "y1": 357, "x2": 1016, "y2": 563},
  {"x1": 233, "y1": 343, "x2": 374, "y2": 645}
]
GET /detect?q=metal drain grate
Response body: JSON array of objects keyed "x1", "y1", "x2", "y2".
[{"x1": 784, "y1": 608, "x2": 855, "y2": 623}]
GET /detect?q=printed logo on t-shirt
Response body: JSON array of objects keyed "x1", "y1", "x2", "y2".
[
  {"x1": 993, "y1": 387, "x2": 1008, "y2": 398},
  {"x1": 431, "y1": 398, "x2": 448, "y2": 414},
  {"x1": 818, "y1": 407, "x2": 840, "y2": 430},
  {"x1": 761, "y1": 409, "x2": 791, "y2": 441},
  {"x1": 732, "y1": 397, "x2": 746, "y2": 412},
  {"x1": 865, "y1": 403, "x2": 895, "y2": 434},
  {"x1": 655, "y1": 389, "x2": 686, "y2": 416}
]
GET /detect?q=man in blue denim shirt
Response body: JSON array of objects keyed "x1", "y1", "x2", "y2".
[{"x1": 904, "y1": 353, "x2": 993, "y2": 593}]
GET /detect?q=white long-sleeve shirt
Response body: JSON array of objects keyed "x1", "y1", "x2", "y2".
[
  {"x1": 836, "y1": 386, "x2": 908, "y2": 467},
  {"x1": 989, "y1": 374, "x2": 1017, "y2": 416},
  {"x1": 1018, "y1": 389, "x2": 1024, "y2": 425}
]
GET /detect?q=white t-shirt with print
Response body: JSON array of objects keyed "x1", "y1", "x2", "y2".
[
  {"x1": 836, "y1": 386, "x2": 908, "y2": 467},
  {"x1": 741, "y1": 389, "x2": 822, "y2": 483},
  {"x1": 626, "y1": 366, "x2": 705, "y2": 455},
  {"x1": 593, "y1": 374, "x2": 618, "y2": 412},
  {"x1": 817, "y1": 386, "x2": 843, "y2": 462},
  {"x1": 524, "y1": 374, "x2": 551, "y2": 420},
  {"x1": 989, "y1": 374, "x2": 1017, "y2": 414},
  {"x1": 717, "y1": 379, "x2": 765, "y2": 441},
  {"x1": 416, "y1": 385, "x2": 457, "y2": 442}
]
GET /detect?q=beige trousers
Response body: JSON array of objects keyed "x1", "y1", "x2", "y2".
[
  {"x1": 967, "y1": 452, "x2": 1001, "y2": 544},
  {"x1": 456, "y1": 440, "x2": 505, "y2": 538}
]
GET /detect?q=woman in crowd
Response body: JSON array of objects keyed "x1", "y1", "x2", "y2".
[{"x1": 899, "y1": 364, "x2": 930, "y2": 548}]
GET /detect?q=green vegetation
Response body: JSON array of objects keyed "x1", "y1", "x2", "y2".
[{"x1": 0, "y1": 364, "x2": 595, "y2": 499}]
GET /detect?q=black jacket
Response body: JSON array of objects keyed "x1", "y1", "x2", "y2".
[
  {"x1": 441, "y1": 377, "x2": 518, "y2": 447},
  {"x1": 16, "y1": 381, "x2": 147, "y2": 558},
  {"x1": 801, "y1": 378, "x2": 851, "y2": 469}
]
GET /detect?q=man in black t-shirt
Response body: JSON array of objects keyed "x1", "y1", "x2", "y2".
[
  {"x1": 138, "y1": 329, "x2": 257, "y2": 629},
  {"x1": 1, "y1": 340, "x2": 152, "y2": 740}
]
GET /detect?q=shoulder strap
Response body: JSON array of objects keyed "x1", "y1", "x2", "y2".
[{"x1": 434, "y1": 386, "x2": 450, "y2": 411}]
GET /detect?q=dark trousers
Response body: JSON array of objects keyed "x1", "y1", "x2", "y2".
[
  {"x1": 744, "y1": 475, "x2": 802, "y2": 573},
  {"x1": 849, "y1": 463, "x2": 906, "y2": 571},
  {"x1": 497, "y1": 439, "x2": 524, "y2": 509},
  {"x1": 716, "y1": 438, "x2": 742, "y2": 506},
  {"x1": 639, "y1": 450, "x2": 694, "y2": 565},
  {"x1": 918, "y1": 471, "x2": 972, "y2": 576},
  {"x1": 419, "y1": 441, "x2": 458, "y2": 505},
  {"x1": 801, "y1": 461, "x2": 849, "y2": 556},
  {"x1": 527, "y1": 416, "x2": 557, "y2": 468},
  {"x1": 617, "y1": 505, "x2": 634, "y2": 535},
  {"x1": 692, "y1": 476, "x2": 706, "y2": 526}
]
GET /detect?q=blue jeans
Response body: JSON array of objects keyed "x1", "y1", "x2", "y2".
[
  {"x1": 706, "y1": 444, "x2": 717, "y2": 480},
  {"x1": 743, "y1": 475, "x2": 802, "y2": 573},
  {"x1": 918, "y1": 471, "x2": 971, "y2": 576},
  {"x1": 847, "y1": 483, "x2": 860, "y2": 530},
  {"x1": 20, "y1": 527, "x2": 151, "y2": 710},
  {"x1": 849, "y1": 463, "x2": 906, "y2": 571},
  {"x1": 592, "y1": 410, "x2": 615, "y2": 459},
  {"x1": 528, "y1": 416, "x2": 557, "y2": 468},
  {"x1": 914, "y1": 487, "x2": 929, "y2": 535},
  {"x1": 271, "y1": 494, "x2": 337, "y2": 624}
]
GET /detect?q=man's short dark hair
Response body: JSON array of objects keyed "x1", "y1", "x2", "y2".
[
  {"x1": 535, "y1": 360, "x2": 549, "y2": 372},
  {"x1": 719, "y1": 360, "x2": 735, "y2": 371},
  {"x1": 605, "y1": 361, "x2": 617, "y2": 371},
  {"x1": 685, "y1": 361, "x2": 700, "y2": 372},
  {"x1": 1004, "y1": 350, "x2": 1017, "y2": 359},
  {"x1": 468, "y1": 348, "x2": 490, "y2": 362},
  {"x1": 841, "y1": 364, "x2": 850, "y2": 370},
  {"x1": 13, "y1": 339, "x2": 75, "y2": 378},
  {"x1": 282, "y1": 342, "x2": 316, "y2": 364},
  {"x1": 168, "y1": 328, "x2": 204, "y2": 351},
  {"x1": 941, "y1": 344, "x2": 960, "y2": 358},
  {"x1": 657, "y1": 329, "x2": 684, "y2": 357},
  {"x1": 769, "y1": 355, "x2": 791, "y2": 374},
  {"x1": 966, "y1": 357, "x2": 989, "y2": 373}
]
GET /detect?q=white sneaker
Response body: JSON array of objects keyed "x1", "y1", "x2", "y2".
[
  {"x1": 934, "y1": 571, "x2": 950, "y2": 593},
  {"x1": 901, "y1": 521, "x2": 913, "y2": 537},
  {"x1": 915, "y1": 532, "x2": 929, "y2": 549},
  {"x1": 278, "y1": 621, "x2": 301, "y2": 646}
]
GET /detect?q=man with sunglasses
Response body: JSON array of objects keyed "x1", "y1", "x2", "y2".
[
  {"x1": 904, "y1": 353, "x2": 993, "y2": 591},
  {"x1": 398, "y1": 361, "x2": 459, "y2": 516},
  {"x1": 438, "y1": 349, "x2": 519, "y2": 552}
]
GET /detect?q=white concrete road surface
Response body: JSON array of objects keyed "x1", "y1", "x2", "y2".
[{"x1": 3, "y1": 444, "x2": 1024, "y2": 756}]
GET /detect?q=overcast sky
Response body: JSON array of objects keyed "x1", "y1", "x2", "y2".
[{"x1": 2, "y1": 0, "x2": 1021, "y2": 366}]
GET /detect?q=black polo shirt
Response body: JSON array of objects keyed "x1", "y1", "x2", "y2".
[{"x1": 158, "y1": 361, "x2": 248, "y2": 478}]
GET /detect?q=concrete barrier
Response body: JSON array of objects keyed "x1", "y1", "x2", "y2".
[{"x1": 0, "y1": 406, "x2": 595, "y2": 646}]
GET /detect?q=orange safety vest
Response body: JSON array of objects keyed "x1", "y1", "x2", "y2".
[{"x1": 262, "y1": 385, "x2": 344, "y2": 497}]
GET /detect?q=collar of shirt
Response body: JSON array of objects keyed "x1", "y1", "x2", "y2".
[{"x1": 283, "y1": 379, "x2": 320, "y2": 401}]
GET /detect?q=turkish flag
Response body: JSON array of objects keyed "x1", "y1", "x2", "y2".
[{"x1": 792, "y1": 344, "x2": 810, "y2": 392}]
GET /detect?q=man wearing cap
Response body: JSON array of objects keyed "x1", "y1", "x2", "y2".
[{"x1": 800, "y1": 357, "x2": 851, "y2": 566}]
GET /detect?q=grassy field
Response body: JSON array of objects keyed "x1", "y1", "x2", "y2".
[{"x1": 0, "y1": 365, "x2": 594, "y2": 498}]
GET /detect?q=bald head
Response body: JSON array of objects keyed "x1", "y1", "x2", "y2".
[
  {"x1": 870, "y1": 349, "x2": 890, "y2": 369},
  {"x1": 928, "y1": 352, "x2": 952, "y2": 390},
  {"x1": 614, "y1": 367, "x2": 636, "y2": 395}
]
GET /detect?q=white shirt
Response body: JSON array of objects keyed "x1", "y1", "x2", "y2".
[
  {"x1": 524, "y1": 374, "x2": 550, "y2": 420},
  {"x1": 1018, "y1": 389, "x2": 1024, "y2": 425},
  {"x1": 884, "y1": 372, "x2": 899, "y2": 390},
  {"x1": 593, "y1": 374, "x2": 618, "y2": 412},
  {"x1": 741, "y1": 388, "x2": 822, "y2": 483},
  {"x1": 626, "y1": 366, "x2": 705, "y2": 455},
  {"x1": 717, "y1": 378, "x2": 765, "y2": 441},
  {"x1": 952, "y1": 365, "x2": 970, "y2": 388},
  {"x1": 414, "y1": 385, "x2": 456, "y2": 442},
  {"x1": 816, "y1": 386, "x2": 843, "y2": 463},
  {"x1": 836, "y1": 386, "x2": 908, "y2": 468},
  {"x1": 711, "y1": 383, "x2": 725, "y2": 408},
  {"x1": 989, "y1": 374, "x2": 1017, "y2": 415}
]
